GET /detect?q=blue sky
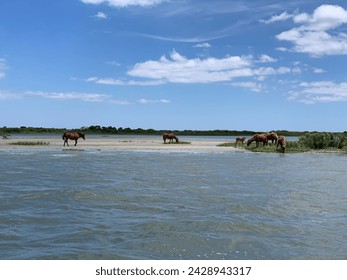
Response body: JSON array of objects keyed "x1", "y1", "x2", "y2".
[{"x1": 1, "y1": 0, "x2": 347, "y2": 131}]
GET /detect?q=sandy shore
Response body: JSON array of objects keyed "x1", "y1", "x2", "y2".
[{"x1": 0, "y1": 135, "x2": 239, "y2": 151}]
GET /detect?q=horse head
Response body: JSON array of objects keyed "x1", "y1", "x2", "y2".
[
  {"x1": 79, "y1": 132, "x2": 85, "y2": 140},
  {"x1": 277, "y1": 136, "x2": 286, "y2": 152}
]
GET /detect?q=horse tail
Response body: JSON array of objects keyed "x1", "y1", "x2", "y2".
[{"x1": 62, "y1": 133, "x2": 66, "y2": 140}]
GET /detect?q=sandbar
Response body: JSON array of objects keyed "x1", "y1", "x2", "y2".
[{"x1": 0, "y1": 135, "x2": 239, "y2": 152}]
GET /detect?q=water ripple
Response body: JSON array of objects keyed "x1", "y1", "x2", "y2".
[{"x1": 0, "y1": 150, "x2": 346, "y2": 259}]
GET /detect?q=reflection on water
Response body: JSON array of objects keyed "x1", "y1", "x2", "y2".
[{"x1": 0, "y1": 149, "x2": 346, "y2": 259}]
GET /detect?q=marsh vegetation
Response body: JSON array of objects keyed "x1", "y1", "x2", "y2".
[
  {"x1": 219, "y1": 132, "x2": 347, "y2": 153},
  {"x1": 163, "y1": 141, "x2": 191, "y2": 145},
  {"x1": 9, "y1": 141, "x2": 50, "y2": 146}
]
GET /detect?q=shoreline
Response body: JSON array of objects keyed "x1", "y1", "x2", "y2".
[
  {"x1": 0, "y1": 135, "x2": 239, "y2": 152},
  {"x1": 2, "y1": 135, "x2": 346, "y2": 154}
]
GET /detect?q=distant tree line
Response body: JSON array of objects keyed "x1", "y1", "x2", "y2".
[{"x1": 1, "y1": 125, "x2": 346, "y2": 137}]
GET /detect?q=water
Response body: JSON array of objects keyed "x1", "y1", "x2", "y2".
[{"x1": 0, "y1": 148, "x2": 346, "y2": 259}]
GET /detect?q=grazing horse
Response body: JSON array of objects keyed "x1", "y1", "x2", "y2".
[
  {"x1": 163, "y1": 133, "x2": 179, "y2": 144},
  {"x1": 247, "y1": 134, "x2": 267, "y2": 147},
  {"x1": 265, "y1": 132, "x2": 278, "y2": 145},
  {"x1": 62, "y1": 132, "x2": 85, "y2": 146},
  {"x1": 235, "y1": 137, "x2": 246, "y2": 147},
  {"x1": 277, "y1": 136, "x2": 286, "y2": 153}
]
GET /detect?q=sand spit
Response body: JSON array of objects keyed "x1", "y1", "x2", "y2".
[{"x1": 0, "y1": 136, "x2": 239, "y2": 152}]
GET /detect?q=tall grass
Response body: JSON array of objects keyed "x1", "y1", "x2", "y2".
[
  {"x1": 220, "y1": 132, "x2": 347, "y2": 153},
  {"x1": 163, "y1": 141, "x2": 191, "y2": 145},
  {"x1": 243, "y1": 141, "x2": 311, "y2": 153},
  {"x1": 299, "y1": 132, "x2": 347, "y2": 149}
]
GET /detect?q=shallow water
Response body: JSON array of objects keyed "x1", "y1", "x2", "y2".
[{"x1": 0, "y1": 148, "x2": 346, "y2": 259}]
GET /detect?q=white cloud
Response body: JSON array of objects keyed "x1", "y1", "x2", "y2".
[
  {"x1": 193, "y1": 42, "x2": 211, "y2": 48},
  {"x1": 25, "y1": 91, "x2": 134, "y2": 104},
  {"x1": 107, "y1": 60, "x2": 121, "y2": 66},
  {"x1": 0, "y1": 91, "x2": 20, "y2": 100},
  {"x1": 1, "y1": 89, "x2": 173, "y2": 106},
  {"x1": 257, "y1": 54, "x2": 277, "y2": 63},
  {"x1": 94, "y1": 12, "x2": 107, "y2": 19},
  {"x1": 289, "y1": 81, "x2": 347, "y2": 103},
  {"x1": 252, "y1": 66, "x2": 291, "y2": 77},
  {"x1": 0, "y1": 58, "x2": 7, "y2": 79},
  {"x1": 127, "y1": 50, "x2": 254, "y2": 83},
  {"x1": 276, "y1": 5, "x2": 347, "y2": 56},
  {"x1": 80, "y1": 0, "x2": 166, "y2": 8},
  {"x1": 260, "y1": 11, "x2": 293, "y2": 24},
  {"x1": 230, "y1": 82, "x2": 263, "y2": 92},
  {"x1": 137, "y1": 98, "x2": 171, "y2": 104},
  {"x1": 26, "y1": 91, "x2": 113, "y2": 102},
  {"x1": 312, "y1": 67, "x2": 325, "y2": 74},
  {"x1": 86, "y1": 50, "x2": 294, "y2": 86},
  {"x1": 85, "y1": 77, "x2": 164, "y2": 85},
  {"x1": 293, "y1": 12, "x2": 310, "y2": 24}
]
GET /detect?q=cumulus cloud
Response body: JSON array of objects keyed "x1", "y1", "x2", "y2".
[
  {"x1": 289, "y1": 81, "x2": 347, "y2": 103},
  {"x1": 86, "y1": 50, "x2": 293, "y2": 86},
  {"x1": 276, "y1": 5, "x2": 347, "y2": 56},
  {"x1": 127, "y1": 50, "x2": 254, "y2": 83},
  {"x1": 129, "y1": 51, "x2": 292, "y2": 83},
  {"x1": 257, "y1": 54, "x2": 277, "y2": 63},
  {"x1": 80, "y1": 0, "x2": 166, "y2": 7}
]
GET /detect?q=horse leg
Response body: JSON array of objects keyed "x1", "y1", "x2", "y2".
[
  {"x1": 64, "y1": 139, "x2": 69, "y2": 146},
  {"x1": 74, "y1": 140, "x2": 78, "y2": 146}
]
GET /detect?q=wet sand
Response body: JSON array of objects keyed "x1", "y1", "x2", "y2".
[{"x1": 0, "y1": 136, "x2": 239, "y2": 151}]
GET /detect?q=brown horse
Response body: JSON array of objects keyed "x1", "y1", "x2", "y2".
[
  {"x1": 235, "y1": 137, "x2": 246, "y2": 147},
  {"x1": 62, "y1": 132, "x2": 85, "y2": 146},
  {"x1": 265, "y1": 132, "x2": 278, "y2": 144},
  {"x1": 247, "y1": 134, "x2": 267, "y2": 147},
  {"x1": 277, "y1": 136, "x2": 286, "y2": 153},
  {"x1": 163, "y1": 133, "x2": 179, "y2": 143}
]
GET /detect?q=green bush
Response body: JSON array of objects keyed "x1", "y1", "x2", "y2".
[{"x1": 299, "y1": 133, "x2": 346, "y2": 149}]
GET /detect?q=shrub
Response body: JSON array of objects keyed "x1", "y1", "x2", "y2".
[{"x1": 299, "y1": 133, "x2": 346, "y2": 149}]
